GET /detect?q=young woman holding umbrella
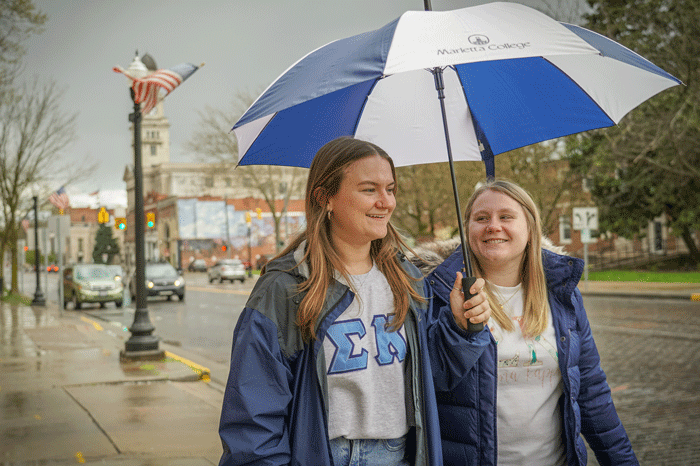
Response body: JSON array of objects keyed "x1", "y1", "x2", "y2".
[
  {"x1": 420, "y1": 179, "x2": 637, "y2": 466},
  {"x1": 218, "y1": 136, "x2": 492, "y2": 466}
]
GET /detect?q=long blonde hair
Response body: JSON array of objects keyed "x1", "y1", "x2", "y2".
[
  {"x1": 464, "y1": 179, "x2": 549, "y2": 336},
  {"x1": 276, "y1": 137, "x2": 424, "y2": 342}
]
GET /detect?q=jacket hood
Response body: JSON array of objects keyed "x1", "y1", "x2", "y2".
[
  {"x1": 407, "y1": 236, "x2": 567, "y2": 276},
  {"x1": 411, "y1": 236, "x2": 582, "y2": 302},
  {"x1": 262, "y1": 241, "x2": 308, "y2": 280}
]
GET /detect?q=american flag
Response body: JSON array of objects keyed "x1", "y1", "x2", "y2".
[
  {"x1": 48, "y1": 186, "x2": 70, "y2": 210},
  {"x1": 113, "y1": 62, "x2": 201, "y2": 114}
]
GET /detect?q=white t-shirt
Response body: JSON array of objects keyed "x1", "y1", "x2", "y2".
[
  {"x1": 323, "y1": 264, "x2": 411, "y2": 440},
  {"x1": 489, "y1": 282, "x2": 566, "y2": 466}
]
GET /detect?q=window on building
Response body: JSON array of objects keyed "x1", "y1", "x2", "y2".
[
  {"x1": 205, "y1": 177, "x2": 214, "y2": 188},
  {"x1": 151, "y1": 145, "x2": 157, "y2": 156},
  {"x1": 582, "y1": 177, "x2": 593, "y2": 192},
  {"x1": 78, "y1": 238, "x2": 84, "y2": 252},
  {"x1": 559, "y1": 216, "x2": 572, "y2": 244},
  {"x1": 225, "y1": 177, "x2": 232, "y2": 187}
]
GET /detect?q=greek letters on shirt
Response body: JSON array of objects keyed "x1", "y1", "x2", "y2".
[{"x1": 325, "y1": 315, "x2": 407, "y2": 374}]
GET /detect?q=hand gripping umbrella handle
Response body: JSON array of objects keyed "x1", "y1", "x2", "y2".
[{"x1": 462, "y1": 275, "x2": 484, "y2": 333}]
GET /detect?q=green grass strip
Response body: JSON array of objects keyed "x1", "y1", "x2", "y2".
[{"x1": 586, "y1": 270, "x2": 700, "y2": 283}]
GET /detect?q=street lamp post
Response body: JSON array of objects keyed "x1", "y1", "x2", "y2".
[
  {"x1": 31, "y1": 196, "x2": 45, "y2": 306},
  {"x1": 120, "y1": 54, "x2": 163, "y2": 360}
]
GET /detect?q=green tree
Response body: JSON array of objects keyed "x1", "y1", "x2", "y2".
[
  {"x1": 92, "y1": 224, "x2": 120, "y2": 265},
  {"x1": 568, "y1": 0, "x2": 700, "y2": 262}
]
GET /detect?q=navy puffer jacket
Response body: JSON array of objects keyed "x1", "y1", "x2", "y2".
[{"x1": 424, "y1": 246, "x2": 638, "y2": 466}]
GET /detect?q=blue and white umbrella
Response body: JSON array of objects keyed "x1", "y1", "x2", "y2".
[
  {"x1": 232, "y1": 2, "x2": 680, "y2": 321},
  {"x1": 233, "y1": 2, "x2": 680, "y2": 173}
]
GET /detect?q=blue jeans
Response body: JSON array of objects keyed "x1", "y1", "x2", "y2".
[{"x1": 329, "y1": 436, "x2": 410, "y2": 466}]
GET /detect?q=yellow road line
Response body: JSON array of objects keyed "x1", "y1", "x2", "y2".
[
  {"x1": 80, "y1": 315, "x2": 211, "y2": 382},
  {"x1": 165, "y1": 351, "x2": 211, "y2": 381},
  {"x1": 80, "y1": 316, "x2": 103, "y2": 331},
  {"x1": 187, "y1": 286, "x2": 250, "y2": 296}
]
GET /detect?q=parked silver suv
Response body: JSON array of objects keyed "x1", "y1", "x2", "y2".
[
  {"x1": 208, "y1": 259, "x2": 246, "y2": 283},
  {"x1": 63, "y1": 263, "x2": 124, "y2": 309}
]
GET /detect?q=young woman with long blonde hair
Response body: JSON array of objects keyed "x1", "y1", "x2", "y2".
[
  {"x1": 423, "y1": 179, "x2": 637, "y2": 466},
  {"x1": 218, "y1": 137, "x2": 492, "y2": 466}
]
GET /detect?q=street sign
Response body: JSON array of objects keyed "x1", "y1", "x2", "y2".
[
  {"x1": 581, "y1": 228, "x2": 593, "y2": 244},
  {"x1": 572, "y1": 207, "x2": 598, "y2": 231}
]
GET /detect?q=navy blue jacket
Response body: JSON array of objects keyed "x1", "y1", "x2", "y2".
[
  {"x1": 218, "y1": 247, "x2": 489, "y2": 466},
  {"x1": 426, "y1": 247, "x2": 638, "y2": 466}
]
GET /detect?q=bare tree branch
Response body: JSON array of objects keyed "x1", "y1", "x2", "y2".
[{"x1": 0, "y1": 77, "x2": 87, "y2": 292}]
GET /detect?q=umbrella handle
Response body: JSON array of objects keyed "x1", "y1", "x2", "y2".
[{"x1": 462, "y1": 275, "x2": 484, "y2": 333}]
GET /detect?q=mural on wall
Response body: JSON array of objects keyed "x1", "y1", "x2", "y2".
[{"x1": 177, "y1": 199, "x2": 306, "y2": 250}]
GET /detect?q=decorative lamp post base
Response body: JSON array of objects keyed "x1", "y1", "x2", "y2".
[
  {"x1": 120, "y1": 349, "x2": 165, "y2": 362},
  {"x1": 31, "y1": 293, "x2": 46, "y2": 306},
  {"x1": 120, "y1": 334, "x2": 165, "y2": 361}
]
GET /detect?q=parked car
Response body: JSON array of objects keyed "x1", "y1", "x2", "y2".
[
  {"x1": 188, "y1": 259, "x2": 208, "y2": 272},
  {"x1": 106, "y1": 265, "x2": 124, "y2": 281},
  {"x1": 131, "y1": 262, "x2": 185, "y2": 301},
  {"x1": 63, "y1": 264, "x2": 124, "y2": 310},
  {"x1": 208, "y1": 259, "x2": 246, "y2": 283}
]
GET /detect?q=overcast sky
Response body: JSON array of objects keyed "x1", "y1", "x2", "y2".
[{"x1": 21, "y1": 0, "x2": 577, "y2": 206}]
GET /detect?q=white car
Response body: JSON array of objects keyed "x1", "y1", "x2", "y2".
[{"x1": 208, "y1": 259, "x2": 246, "y2": 283}]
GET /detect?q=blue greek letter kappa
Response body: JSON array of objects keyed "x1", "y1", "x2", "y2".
[{"x1": 372, "y1": 315, "x2": 407, "y2": 366}]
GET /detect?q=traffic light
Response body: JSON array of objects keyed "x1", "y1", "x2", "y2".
[
  {"x1": 115, "y1": 217, "x2": 127, "y2": 230},
  {"x1": 256, "y1": 208, "x2": 262, "y2": 219},
  {"x1": 24, "y1": 246, "x2": 28, "y2": 252},
  {"x1": 146, "y1": 212, "x2": 155, "y2": 228},
  {"x1": 221, "y1": 244, "x2": 227, "y2": 252},
  {"x1": 98, "y1": 207, "x2": 109, "y2": 224}
]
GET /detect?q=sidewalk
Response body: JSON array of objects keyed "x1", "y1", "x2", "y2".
[
  {"x1": 578, "y1": 279, "x2": 700, "y2": 301},
  {"x1": 1, "y1": 280, "x2": 698, "y2": 465},
  {"x1": 0, "y1": 300, "x2": 223, "y2": 465}
]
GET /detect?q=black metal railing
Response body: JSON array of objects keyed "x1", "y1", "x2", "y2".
[{"x1": 574, "y1": 238, "x2": 687, "y2": 271}]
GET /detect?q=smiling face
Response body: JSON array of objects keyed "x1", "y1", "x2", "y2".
[
  {"x1": 327, "y1": 154, "x2": 396, "y2": 250},
  {"x1": 468, "y1": 189, "x2": 531, "y2": 283}
]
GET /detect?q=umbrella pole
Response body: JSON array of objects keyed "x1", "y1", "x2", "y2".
[{"x1": 431, "y1": 67, "x2": 483, "y2": 333}]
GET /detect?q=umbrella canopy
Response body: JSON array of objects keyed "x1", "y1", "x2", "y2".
[{"x1": 233, "y1": 2, "x2": 680, "y2": 173}]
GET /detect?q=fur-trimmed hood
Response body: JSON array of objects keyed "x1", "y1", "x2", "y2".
[{"x1": 407, "y1": 236, "x2": 566, "y2": 276}]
